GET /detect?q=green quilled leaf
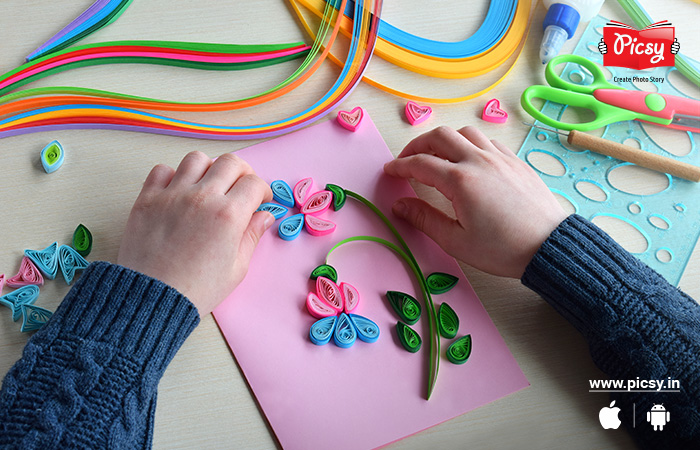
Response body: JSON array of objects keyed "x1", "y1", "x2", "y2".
[
  {"x1": 396, "y1": 321, "x2": 421, "y2": 353},
  {"x1": 426, "y1": 272, "x2": 458, "y2": 294},
  {"x1": 386, "y1": 291, "x2": 421, "y2": 325},
  {"x1": 447, "y1": 334, "x2": 472, "y2": 365},
  {"x1": 72, "y1": 224, "x2": 93, "y2": 257},
  {"x1": 325, "y1": 184, "x2": 346, "y2": 211},
  {"x1": 310, "y1": 264, "x2": 338, "y2": 282},
  {"x1": 438, "y1": 302, "x2": 459, "y2": 339}
]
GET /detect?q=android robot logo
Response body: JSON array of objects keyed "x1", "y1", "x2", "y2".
[{"x1": 646, "y1": 404, "x2": 670, "y2": 431}]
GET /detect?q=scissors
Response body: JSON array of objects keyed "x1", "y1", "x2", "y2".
[{"x1": 521, "y1": 54, "x2": 700, "y2": 132}]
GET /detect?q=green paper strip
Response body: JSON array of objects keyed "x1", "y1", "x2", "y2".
[
  {"x1": 72, "y1": 224, "x2": 93, "y2": 257},
  {"x1": 325, "y1": 184, "x2": 347, "y2": 211},
  {"x1": 386, "y1": 290, "x2": 422, "y2": 325},
  {"x1": 447, "y1": 335, "x2": 472, "y2": 365},
  {"x1": 438, "y1": 302, "x2": 459, "y2": 339},
  {"x1": 426, "y1": 272, "x2": 458, "y2": 294},
  {"x1": 396, "y1": 321, "x2": 422, "y2": 353},
  {"x1": 310, "y1": 264, "x2": 338, "y2": 282}
]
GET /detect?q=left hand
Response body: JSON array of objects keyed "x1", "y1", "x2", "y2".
[{"x1": 117, "y1": 151, "x2": 274, "y2": 315}]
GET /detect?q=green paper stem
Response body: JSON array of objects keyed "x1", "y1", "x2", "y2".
[{"x1": 336, "y1": 189, "x2": 441, "y2": 400}]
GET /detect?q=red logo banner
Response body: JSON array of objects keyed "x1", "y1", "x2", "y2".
[{"x1": 601, "y1": 21, "x2": 676, "y2": 70}]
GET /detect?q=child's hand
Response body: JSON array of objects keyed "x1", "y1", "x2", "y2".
[
  {"x1": 117, "y1": 152, "x2": 274, "y2": 315},
  {"x1": 384, "y1": 126, "x2": 568, "y2": 278}
]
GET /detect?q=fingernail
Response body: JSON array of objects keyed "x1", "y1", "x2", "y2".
[
  {"x1": 263, "y1": 212, "x2": 275, "y2": 229},
  {"x1": 393, "y1": 201, "x2": 406, "y2": 217}
]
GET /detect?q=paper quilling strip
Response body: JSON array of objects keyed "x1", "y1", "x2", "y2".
[
  {"x1": 58, "y1": 245, "x2": 89, "y2": 285},
  {"x1": 0, "y1": 0, "x2": 381, "y2": 141},
  {"x1": 0, "y1": 284, "x2": 40, "y2": 322},
  {"x1": 72, "y1": 224, "x2": 93, "y2": 257},
  {"x1": 25, "y1": 242, "x2": 59, "y2": 279},
  {"x1": 26, "y1": 0, "x2": 134, "y2": 61},
  {"x1": 7, "y1": 256, "x2": 44, "y2": 287},
  {"x1": 20, "y1": 304, "x2": 53, "y2": 332},
  {"x1": 41, "y1": 140, "x2": 65, "y2": 173}
]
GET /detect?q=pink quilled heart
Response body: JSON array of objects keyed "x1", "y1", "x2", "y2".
[
  {"x1": 481, "y1": 98, "x2": 508, "y2": 124},
  {"x1": 337, "y1": 107, "x2": 363, "y2": 132},
  {"x1": 405, "y1": 101, "x2": 432, "y2": 126}
]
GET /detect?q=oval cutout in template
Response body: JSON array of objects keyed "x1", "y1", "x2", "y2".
[
  {"x1": 526, "y1": 150, "x2": 567, "y2": 176},
  {"x1": 628, "y1": 201, "x2": 643, "y2": 215},
  {"x1": 656, "y1": 248, "x2": 673, "y2": 263},
  {"x1": 648, "y1": 214, "x2": 671, "y2": 230},
  {"x1": 591, "y1": 214, "x2": 650, "y2": 254},
  {"x1": 641, "y1": 122, "x2": 693, "y2": 157},
  {"x1": 551, "y1": 189, "x2": 578, "y2": 215},
  {"x1": 668, "y1": 68, "x2": 700, "y2": 99},
  {"x1": 575, "y1": 179, "x2": 609, "y2": 202},
  {"x1": 607, "y1": 163, "x2": 670, "y2": 196}
]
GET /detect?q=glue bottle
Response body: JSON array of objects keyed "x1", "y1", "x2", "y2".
[{"x1": 540, "y1": 0, "x2": 604, "y2": 64}]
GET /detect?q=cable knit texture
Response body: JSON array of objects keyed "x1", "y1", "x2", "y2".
[
  {"x1": 0, "y1": 262, "x2": 199, "y2": 449},
  {"x1": 522, "y1": 214, "x2": 700, "y2": 449}
]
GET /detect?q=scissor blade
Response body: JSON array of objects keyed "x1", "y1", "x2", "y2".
[{"x1": 671, "y1": 114, "x2": 700, "y2": 133}]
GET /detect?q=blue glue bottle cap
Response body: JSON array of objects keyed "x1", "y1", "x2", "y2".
[{"x1": 540, "y1": 3, "x2": 581, "y2": 64}]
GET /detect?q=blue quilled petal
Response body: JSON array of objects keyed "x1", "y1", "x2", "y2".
[
  {"x1": 0, "y1": 285, "x2": 40, "y2": 321},
  {"x1": 349, "y1": 314, "x2": 380, "y2": 343},
  {"x1": 278, "y1": 214, "x2": 304, "y2": 241},
  {"x1": 310, "y1": 316, "x2": 336, "y2": 345},
  {"x1": 333, "y1": 313, "x2": 357, "y2": 348},
  {"x1": 271, "y1": 180, "x2": 295, "y2": 208},
  {"x1": 21, "y1": 304, "x2": 53, "y2": 332},
  {"x1": 257, "y1": 202, "x2": 288, "y2": 220},
  {"x1": 25, "y1": 242, "x2": 59, "y2": 280}
]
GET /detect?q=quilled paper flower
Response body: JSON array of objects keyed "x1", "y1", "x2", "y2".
[
  {"x1": 265, "y1": 177, "x2": 337, "y2": 241},
  {"x1": 306, "y1": 275, "x2": 379, "y2": 349}
]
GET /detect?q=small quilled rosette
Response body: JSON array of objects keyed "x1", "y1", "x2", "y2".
[
  {"x1": 306, "y1": 271, "x2": 379, "y2": 349},
  {"x1": 256, "y1": 177, "x2": 340, "y2": 241}
]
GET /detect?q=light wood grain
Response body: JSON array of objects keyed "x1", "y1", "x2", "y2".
[{"x1": 1, "y1": 1, "x2": 698, "y2": 449}]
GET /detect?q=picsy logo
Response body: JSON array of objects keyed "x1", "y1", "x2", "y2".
[{"x1": 598, "y1": 20, "x2": 680, "y2": 70}]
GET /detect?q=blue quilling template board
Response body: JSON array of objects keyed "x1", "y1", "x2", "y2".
[{"x1": 518, "y1": 15, "x2": 700, "y2": 285}]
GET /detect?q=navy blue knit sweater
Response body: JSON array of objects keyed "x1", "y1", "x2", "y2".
[{"x1": 0, "y1": 215, "x2": 698, "y2": 448}]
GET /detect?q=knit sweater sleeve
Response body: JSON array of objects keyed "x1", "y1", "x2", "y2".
[
  {"x1": 0, "y1": 261, "x2": 200, "y2": 450},
  {"x1": 521, "y1": 214, "x2": 700, "y2": 448}
]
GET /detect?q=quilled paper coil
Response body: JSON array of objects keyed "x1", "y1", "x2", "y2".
[
  {"x1": 7, "y1": 256, "x2": 44, "y2": 287},
  {"x1": 0, "y1": 284, "x2": 40, "y2": 322}
]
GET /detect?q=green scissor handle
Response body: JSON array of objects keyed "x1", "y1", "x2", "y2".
[
  {"x1": 520, "y1": 85, "x2": 640, "y2": 131},
  {"x1": 544, "y1": 54, "x2": 620, "y2": 93},
  {"x1": 521, "y1": 54, "x2": 638, "y2": 131}
]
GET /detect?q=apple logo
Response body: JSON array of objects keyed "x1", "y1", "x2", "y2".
[{"x1": 599, "y1": 400, "x2": 622, "y2": 429}]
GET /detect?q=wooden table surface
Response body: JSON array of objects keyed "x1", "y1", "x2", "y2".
[{"x1": 1, "y1": 1, "x2": 698, "y2": 448}]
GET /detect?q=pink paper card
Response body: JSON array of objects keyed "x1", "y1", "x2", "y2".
[{"x1": 213, "y1": 113, "x2": 529, "y2": 450}]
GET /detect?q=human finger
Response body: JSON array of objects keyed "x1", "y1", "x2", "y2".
[
  {"x1": 168, "y1": 151, "x2": 213, "y2": 188},
  {"x1": 490, "y1": 139, "x2": 517, "y2": 157},
  {"x1": 392, "y1": 197, "x2": 461, "y2": 251},
  {"x1": 198, "y1": 153, "x2": 254, "y2": 193},
  {"x1": 384, "y1": 154, "x2": 458, "y2": 200},
  {"x1": 226, "y1": 173, "x2": 273, "y2": 212},
  {"x1": 397, "y1": 126, "x2": 474, "y2": 162},
  {"x1": 231, "y1": 211, "x2": 276, "y2": 284},
  {"x1": 456, "y1": 126, "x2": 493, "y2": 151}
]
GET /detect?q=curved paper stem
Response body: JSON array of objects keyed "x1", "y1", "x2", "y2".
[{"x1": 341, "y1": 190, "x2": 440, "y2": 400}]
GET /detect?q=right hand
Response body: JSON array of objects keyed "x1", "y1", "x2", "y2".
[{"x1": 383, "y1": 126, "x2": 568, "y2": 278}]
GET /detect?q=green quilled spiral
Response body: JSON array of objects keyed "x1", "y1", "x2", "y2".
[
  {"x1": 386, "y1": 290, "x2": 421, "y2": 325},
  {"x1": 72, "y1": 224, "x2": 93, "y2": 257},
  {"x1": 396, "y1": 321, "x2": 421, "y2": 353},
  {"x1": 324, "y1": 184, "x2": 346, "y2": 211},
  {"x1": 310, "y1": 264, "x2": 338, "y2": 282},
  {"x1": 446, "y1": 335, "x2": 472, "y2": 365},
  {"x1": 426, "y1": 272, "x2": 459, "y2": 294},
  {"x1": 438, "y1": 302, "x2": 459, "y2": 339}
]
